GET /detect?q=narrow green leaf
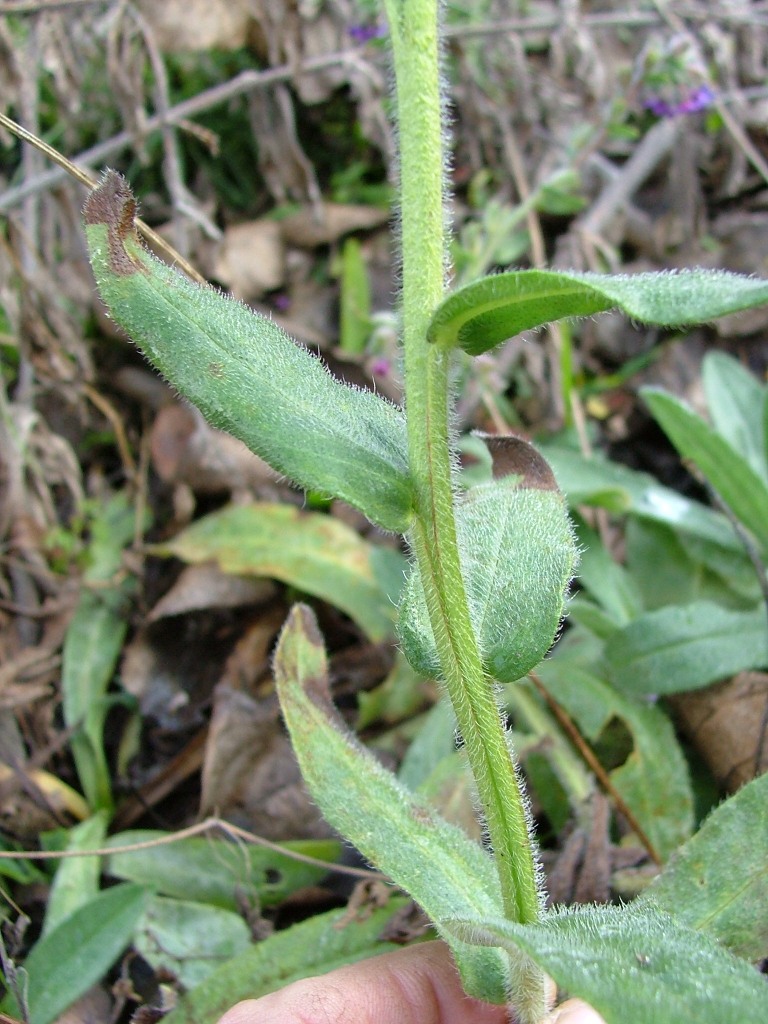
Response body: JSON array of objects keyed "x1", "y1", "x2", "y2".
[
  {"x1": 605, "y1": 600, "x2": 768, "y2": 695},
  {"x1": 106, "y1": 831, "x2": 341, "y2": 911},
  {"x1": 400, "y1": 439, "x2": 578, "y2": 682},
  {"x1": 154, "y1": 502, "x2": 406, "y2": 641},
  {"x1": 702, "y1": 352, "x2": 768, "y2": 482},
  {"x1": 339, "y1": 236, "x2": 372, "y2": 355},
  {"x1": 536, "y1": 659, "x2": 693, "y2": 859},
  {"x1": 62, "y1": 493, "x2": 137, "y2": 811},
  {"x1": 274, "y1": 604, "x2": 510, "y2": 1004},
  {"x1": 545, "y1": 446, "x2": 760, "y2": 601},
  {"x1": 642, "y1": 387, "x2": 768, "y2": 550},
  {"x1": 624, "y1": 517, "x2": 747, "y2": 610},
  {"x1": 84, "y1": 172, "x2": 413, "y2": 531},
  {"x1": 397, "y1": 698, "x2": 457, "y2": 791},
  {"x1": 357, "y1": 650, "x2": 431, "y2": 728},
  {"x1": 134, "y1": 896, "x2": 251, "y2": 989},
  {"x1": 7, "y1": 883, "x2": 147, "y2": 1024},
  {"x1": 428, "y1": 268, "x2": 768, "y2": 355},
  {"x1": 640, "y1": 772, "x2": 768, "y2": 960},
  {"x1": 163, "y1": 899, "x2": 409, "y2": 1024},
  {"x1": 41, "y1": 812, "x2": 108, "y2": 937},
  {"x1": 542, "y1": 445, "x2": 744, "y2": 554},
  {"x1": 574, "y1": 520, "x2": 643, "y2": 627},
  {"x1": 448, "y1": 903, "x2": 768, "y2": 1024}
]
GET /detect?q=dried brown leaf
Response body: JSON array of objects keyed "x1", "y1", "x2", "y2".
[{"x1": 670, "y1": 671, "x2": 768, "y2": 793}]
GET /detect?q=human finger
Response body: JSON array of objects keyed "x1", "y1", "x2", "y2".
[{"x1": 215, "y1": 940, "x2": 510, "y2": 1024}]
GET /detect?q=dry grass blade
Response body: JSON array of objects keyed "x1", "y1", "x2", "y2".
[{"x1": 0, "y1": 111, "x2": 205, "y2": 284}]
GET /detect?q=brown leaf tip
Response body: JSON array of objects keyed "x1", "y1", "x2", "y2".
[
  {"x1": 481, "y1": 434, "x2": 558, "y2": 491},
  {"x1": 83, "y1": 170, "x2": 143, "y2": 275}
]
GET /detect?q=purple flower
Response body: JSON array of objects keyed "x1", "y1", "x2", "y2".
[
  {"x1": 370, "y1": 357, "x2": 391, "y2": 377},
  {"x1": 272, "y1": 293, "x2": 291, "y2": 312},
  {"x1": 678, "y1": 84, "x2": 715, "y2": 113},
  {"x1": 644, "y1": 84, "x2": 715, "y2": 118},
  {"x1": 348, "y1": 23, "x2": 387, "y2": 44}
]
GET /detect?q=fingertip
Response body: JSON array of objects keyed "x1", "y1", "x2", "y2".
[{"x1": 548, "y1": 997, "x2": 607, "y2": 1024}]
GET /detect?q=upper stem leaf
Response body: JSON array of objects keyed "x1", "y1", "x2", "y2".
[{"x1": 428, "y1": 268, "x2": 768, "y2": 355}]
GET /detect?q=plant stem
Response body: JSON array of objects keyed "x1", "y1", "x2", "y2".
[{"x1": 385, "y1": 0, "x2": 541, "y2": 928}]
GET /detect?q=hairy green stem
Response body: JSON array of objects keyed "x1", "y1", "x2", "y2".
[{"x1": 384, "y1": 0, "x2": 541, "y2": 929}]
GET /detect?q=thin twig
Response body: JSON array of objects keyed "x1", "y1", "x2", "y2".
[
  {"x1": 576, "y1": 117, "x2": 681, "y2": 242},
  {"x1": 0, "y1": 112, "x2": 206, "y2": 283},
  {"x1": 0, "y1": 815, "x2": 383, "y2": 880},
  {"x1": 0, "y1": 0, "x2": 106, "y2": 11},
  {"x1": 652, "y1": 0, "x2": 768, "y2": 188},
  {"x1": 443, "y1": 7, "x2": 768, "y2": 37},
  {"x1": 529, "y1": 671, "x2": 663, "y2": 866},
  {"x1": 0, "y1": 52, "x2": 370, "y2": 212},
  {"x1": 83, "y1": 384, "x2": 136, "y2": 479}
]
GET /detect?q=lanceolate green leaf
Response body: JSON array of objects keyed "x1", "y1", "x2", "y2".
[
  {"x1": 154, "y1": 502, "x2": 406, "y2": 641},
  {"x1": 605, "y1": 600, "x2": 768, "y2": 695},
  {"x1": 542, "y1": 445, "x2": 744, "y2": 554},
  {"x1": 1, "y1": 883, "x2": 147, "y2": 1024},
  {"x1": 702, "y1": 352, "x2": 768, "y2": 482},
  {"x1": 447, "y1": 903, "x2": 768, "y2": 1024},
  {"x1": 134, "y1": 896, "x2": 251, "y2": 989},
  {"x1": 639, "y1": 772, "x2": 768, "y2": 961},
  {"x1": 41, "y1": 812, "x2": 108, "y2": 937},
  {"x1": 62, "y1": 493, "x2": 137, "y2": 812},
  {"x1": 274, "y1": 604, "x2": 510, "y2": 1005},
  {"x1": 428, "y1": 268, "x2": 768, "y2": 355},
  {"x1": 106, "y1": 831, "x2": 341, "y2": 912},
  {"x1": 642, "y1": 386, "x2": 768, "y2": 551},
  {"x1": 84, "y1": 172, "x2": 413, "y2": 532},
  {"x1": 544, "y1": 448, "x2": 759, "y2": 601}
]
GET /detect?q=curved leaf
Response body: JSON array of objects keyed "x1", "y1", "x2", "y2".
[
  {"x1": 134, "y1": 896, "x2": 251, "y2": 989},
  {"x1": 163, "y1": 900, "x2": 409, "y2": 1024},
  {"x1": 448, "y1": 903, "x2": 768, "y2": 1024},
  {"x1": 400, "y1": 439, "x2": 577, "y2": 683},
  {"x1": 2, "y1": 883, "x2": 147, "y2": 1024},
  {"x1": 536, "y1": 659, "x2": 693, "y2": 859},
  {"x1": 640, "y1": 772, "x2": 768, "y2": 960},
  {"x1": 428, "y1": 268, "x2": 768, "y2": 355},
  {"x1": 605, "y1": 600, "x2": 768, "y2": 695},
  {"x1": 702, "y1": 352, "x2": 768, "y2": 481},
  {"x1": 106, "y1": 831, "x2": 341, "y2": 912},
  {"x1": 642, "y1": 386, "x2": 768, "y2": 551},
  {"x1": 274, "y1": 604, "x2": 510, "y2": 1004},
  {"x1": 84, "y1": 172, "x2": 413, "y2": 531}
]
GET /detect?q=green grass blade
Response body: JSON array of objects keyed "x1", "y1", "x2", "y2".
[{"x1": 61, "y1": 493, "x2": 137, "y2": 812}]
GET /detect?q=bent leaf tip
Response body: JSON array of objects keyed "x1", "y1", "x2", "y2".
[
  {"x1": 83, "y1": 170, "x2": 144, "y2": 276},
  {"x1": 480, "y1": 434, "x2": 558, "y2": 491}
]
